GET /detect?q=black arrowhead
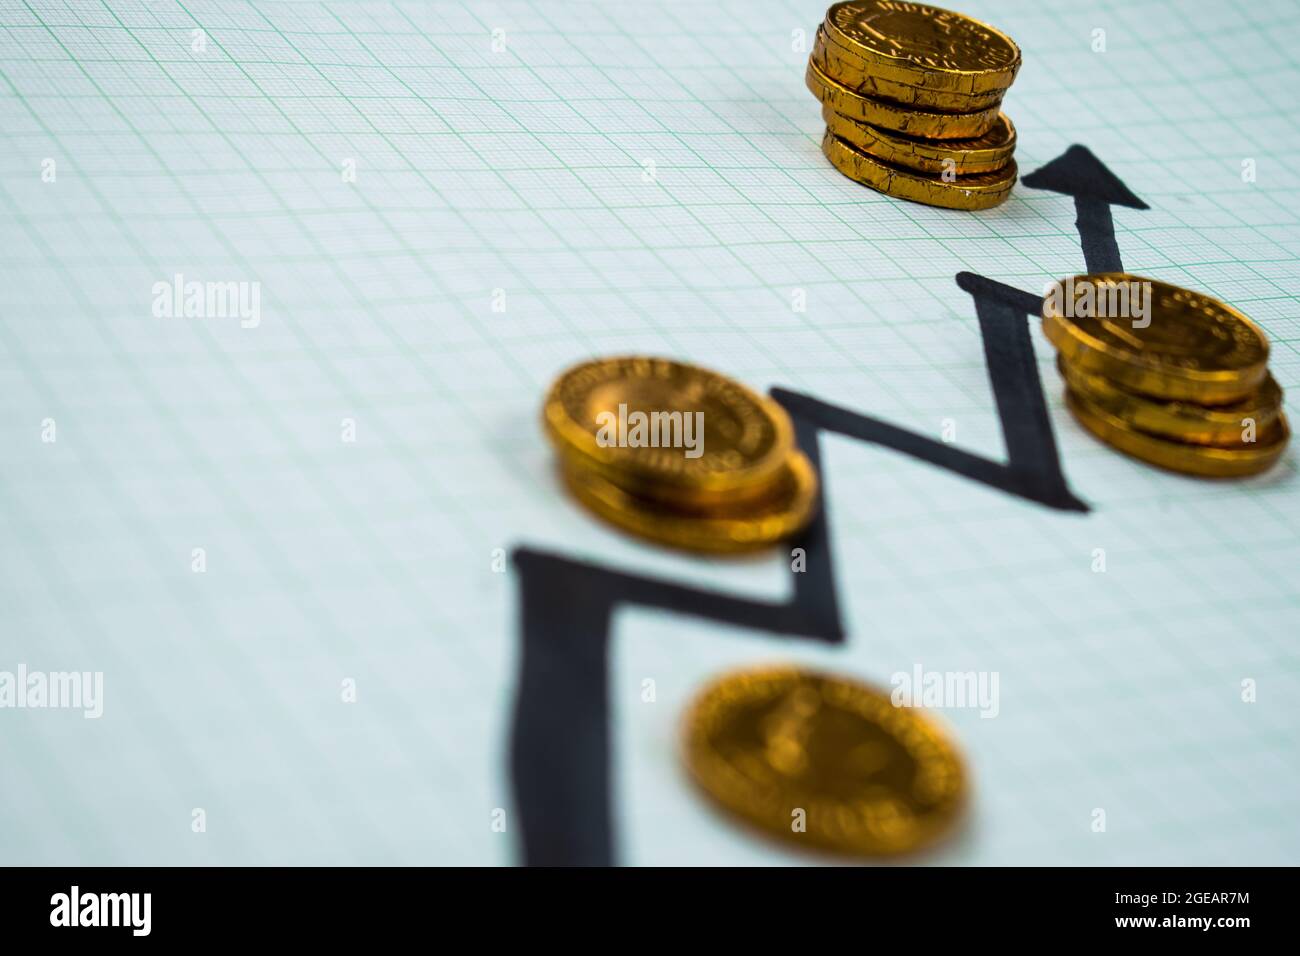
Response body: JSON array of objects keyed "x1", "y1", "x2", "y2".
[
  {"x1": 1022, "y1": 144, "x2": 1149, "y2": 209},
  {"x1": 1022, "y1": 145, "x2": 1149, "y2": 273}
]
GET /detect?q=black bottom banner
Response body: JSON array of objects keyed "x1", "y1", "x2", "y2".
[{"x1": 0, "y1": 866, "x2": 1277, "y2": 942}]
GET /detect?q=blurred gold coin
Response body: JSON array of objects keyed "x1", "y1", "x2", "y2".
[
  {"x1": 822, "y1": 129, "x2": 1016, "y2": 210},
  {"x1": 1043, "y1": 274, "x2": 1270, "y2": 404},
  {"x1": 1058, "y1": 357, "x2": 1284, "y2": 447},
  {"x1": 682, "y1": 666, "x2": 967, "y2": 857},
  {"x1": 811, "y1": 26, "x2": 1004, "y2": 112},
  {"x1": 559, "y1": 451, "x2": 819, "y2": 554},
  {"x1": 823, "y1": 103, "x2": 1015, "y2": 176},
  {"x1": 806, "y1": 58, "x2": 1000, "y2": 140},
  {"x1": 823, "y1": 0, "x2": 1020, "y2": 94},
  {"x1": 543, "y1": 356, "x2": 792, "y2": 508},
  {"x1": 1065, "y1": 389, "x2": 1289, "y2": 478}
]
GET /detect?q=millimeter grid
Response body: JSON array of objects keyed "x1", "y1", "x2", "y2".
[{"x1": 1, "y1": 0, "x2": 1298, "y2": 865}]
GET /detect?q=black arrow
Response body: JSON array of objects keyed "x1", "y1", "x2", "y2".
[
  {"x1": 1021, "y1": 144, "x2": 1148, "y2": 274},
  {"x1": 505, "y1": 146, "x2": 1148, "y2": 866},
  {"x1": 508, "y1": 268, "x2": 1090, "y2": 866}
]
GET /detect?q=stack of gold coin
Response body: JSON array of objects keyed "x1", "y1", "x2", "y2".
[
  {"x1": 807, "y1": 1, "x2": 1022, "y2": 210},
  {"x1": 542, "y1": 356, "x2": 819, "y2": 553},
  {"x1": 1043, "y1": 273, "x2": 1290, "y2": 478},
  {"x1": 682, "y1": 666, "x2": 967, "y2": 857}
]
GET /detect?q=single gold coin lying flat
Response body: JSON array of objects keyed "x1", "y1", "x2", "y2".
[
  {"x1": 811, "y1": 26, "x2": 1004, "y2": 112},
  {"x1": 1043, "y1": 274, "x2": 1270, "y2": 404},
  {"x1": 543, "y1": 356, "x2": 793, "y2": 507},
  {"x1": 1058, "y1": 357, "x2": 1284, "y2": 447},
  {"x1": 822, "y1": 130, "x2": 1016, "y2": 210},
  {"x1": 823, "y1": 103, "x2": 1015, "y2": 176},
  {"x1": 559, "y1": 451, "x2": 819, "y2": 554},
  {"x1": 806, "y1": 59, "x2": 1000, "y2": 140},
  {"x1": 1066, "y1": 389, "x2": 1290, "y2": 478},
  {"x1": 824, "y1": 0, "x2": 1021, "y2": 94},
  {"x1": 682, "y1": 666, "x2": 967, "y2": 857}
]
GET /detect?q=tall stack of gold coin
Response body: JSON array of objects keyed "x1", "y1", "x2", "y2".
[
  {"x1": 1043, "y1": 274, "x2": 1290, "y2": 477},
  {"x1": 542, "y1": 356, "x2": 819, "y2": 553},
  {"x1": 807, "y1": 1, "x2": 1022, "y2": 210}
]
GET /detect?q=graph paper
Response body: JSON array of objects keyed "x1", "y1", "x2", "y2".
[{"x1": 0, "y1": 0, "x2": 1297, "y2": 866}]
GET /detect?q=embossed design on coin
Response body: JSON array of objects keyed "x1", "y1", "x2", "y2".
[
  {"x1": 1043, "y1": 274, "x2": 1270, "y2": 403},
  {"x1": 683, "y1": 666, "x2": 967, "y2": 857},
  {"x1": 543, "y1": 356, "x2": 793, "y2": 501},
  {"x1": 825, "y1": 0, "x2": 1021, "y2": 92}
]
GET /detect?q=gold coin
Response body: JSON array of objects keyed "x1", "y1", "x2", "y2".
[
  {"x1": 543, "y1": 356, "x2": 793, "y2": 507},
  {"x1": 1043, "y1": 274, "x2": 1270, "y2": 404},
  {"x1": 822, "y1": 129, "x2": 1016, "y2": 210},
  {"x1": 1058, "y1": 357, "x2": 1284, "y2": 447},
  {"x1": 823, "y1": 103, "x2": 1015, "y2": 176},
  {"x1": 559, "y1": 451, "x2": 819, "y2": 554},
  {"x1": 806, "y1": 58, "x2": 1000, "y2": 140},
  {"x1": 1065, "y1": 389, "x2": 1290, "y2": 478},
  {"x1": 682, "y1": 666, "x2": 967, "y2": 857},
  {"x1": 811, "y1": 26, "x2": 1005, "y2": 112},
  {"x1": 824, "y1": 0, "x2": 1021, "y2": 94}
]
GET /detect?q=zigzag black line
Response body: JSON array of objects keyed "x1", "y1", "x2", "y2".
[{"x1": 508, "y1": 145, "x2": 1145, "y2": 866}]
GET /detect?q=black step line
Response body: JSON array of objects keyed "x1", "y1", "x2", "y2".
[{"x1": 506, "y1": 145, "x2": 1138, "y2": 866}]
